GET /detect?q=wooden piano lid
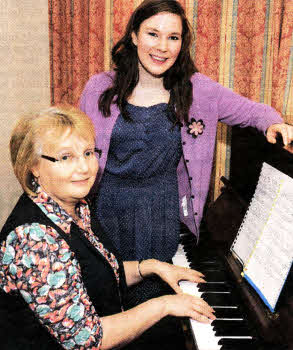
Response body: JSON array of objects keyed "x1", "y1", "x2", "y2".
[{"x1": 230, "y1": 126, "x2": 293, "y2": 203}]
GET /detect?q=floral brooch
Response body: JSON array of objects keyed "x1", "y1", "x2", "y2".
[{"x1": 187, "y1": 118, "x2": 205, "y2": 139}]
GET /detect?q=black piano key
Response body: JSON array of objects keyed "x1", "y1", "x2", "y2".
[
  {"x1": 215, "y1": 327, "x2": 252, "y2": 336},
  {"x1": 198, "y1": 270, "x2": 230, "y2": 282},
  {"x1": 191, "y1": 258, "x2": 222, "y2": 265},
  {"x1": 197, "y1": 264, "x2": 225, "y2": 271},
  {"x1": 188, "y1": 252, "x2": 219, "y2": 261},
  {"x1": 220, "y1": 345, "x2": 259, "y2": 350},
  {"x1": 218, "y1": 338, "x2": 259, "y2": 347},
  {"x1": 213, "y1": 321, "x2": 252, "y2": 336},
  {"x1": 190, "y1": 264, "x2": 223, "y2": 272},
  {"x1": 214, "y1": 307, "x2": 244, "y2": 319},
  {"x1": 198, "y1": 266, "x2": 227, "y2": 273},
  {"x1": 212, "y1": 319, "x2": 248, "y2": 328},
  {"x1": 201, "y1": 293, "x2": 238, "y2": 306},
  {"x1": 180, "y1": 235, "x2": 197, "y2": 245},
  {"x1": 190, "y1": 266, "x2": 225, "y2": 274},
  {"x1": 184, "y1": 247, "x2": 218, "y2": 259},
  {"x1": 213, "y1": 320, "x2": 251, "y2": 334},
  {"x1": 198, "y1": 282, "x2": 233, "y2": 292},
  {"x1": 190, "y1": 261, "x2": 226, "y2": 271},
  {"x1": 193, "y1": 258, "x2": 223, "y2": 267},
  {"x1": 182, "y1": 243, "x2": 197, "y2": 251}
]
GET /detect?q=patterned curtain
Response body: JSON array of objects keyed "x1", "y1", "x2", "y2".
[{"x1": 49, "y1": 0, "x2": 293, "y2": 199}]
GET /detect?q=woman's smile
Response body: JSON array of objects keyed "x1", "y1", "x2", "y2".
[
  {"x1": 150, "y1": 54, "x2": 168, "y2": 63},
  {"x1": 71, "y1": 178, "x2": 90, "y2": 185}
]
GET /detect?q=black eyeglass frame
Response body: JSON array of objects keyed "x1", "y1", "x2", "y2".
[{"x1": 41, "y1": 148, "x2": 102, "y2": 163}]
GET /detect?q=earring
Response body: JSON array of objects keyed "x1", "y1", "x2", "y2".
[{"x1": 31, "y1": 176, "x2": 39, "y2": 192}]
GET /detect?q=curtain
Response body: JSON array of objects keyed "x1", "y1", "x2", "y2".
[
  {"x1": 49, "y1": 0, "x2": 293, "y2": 199},
  {"x1": 49, "y1": 0, "x2": 105, "y2": 105}
]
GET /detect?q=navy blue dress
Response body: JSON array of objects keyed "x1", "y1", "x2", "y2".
[
  {"x1": 94, "y1": 104, "x2": 186, "y2": 347},
  {"x1": 96, "y1": 103, "x2": 182, "y2": 262}
]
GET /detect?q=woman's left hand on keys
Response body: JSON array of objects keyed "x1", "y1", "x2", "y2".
[{"x1": 143, "y1": 259, "x2": 206, "y2": 294}]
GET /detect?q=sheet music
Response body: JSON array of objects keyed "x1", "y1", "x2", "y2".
[
  {"x1": 244, "y1": 180, "x2": 293, "y2": 311},
  {"x1": 231, "y1": 163, "x2": 289, "y2": 264},
  {"x1": 231, "y1": 163, "x2": 293, "y2": 311}
]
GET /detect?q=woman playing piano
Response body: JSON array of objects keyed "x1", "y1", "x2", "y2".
[
  {"x1": 0, "y1": 105, "x2": 216, "y2": 350},
  {"x1": 80, "y1": 0, "x2": 293, "y2": 310}
]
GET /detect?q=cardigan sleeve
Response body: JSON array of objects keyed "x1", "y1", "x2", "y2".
[
  {"x1": 79, "y1": 75, "x2": 99, "y2": 118},
  {"x1": 0, "y1": 223, "x2": 103, "y2": 350},
  {"x1": 193, "y1": 73, "x2": 283, "y2": 134},
  {"x1": 214, "y1": 81, "x2": 283, "y2": 133},
  {"x1": 216, "y1": 82, "x2": 283, "y2": 133},
  {"x1": 79, "y1": 72, "x2": 114, "y2": 119}
]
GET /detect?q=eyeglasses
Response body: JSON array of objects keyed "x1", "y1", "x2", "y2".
[{"x1": 41, "y1": 148, "x2": 102, "y2": 167}]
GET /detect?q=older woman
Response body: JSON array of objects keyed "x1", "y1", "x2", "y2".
[{"x1": 0, "y1": 105, "x2": 215, "y2": 350}]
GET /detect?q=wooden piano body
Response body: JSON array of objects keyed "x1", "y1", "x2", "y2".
[{"x1": 182, "y1": 127, "x2": 293, "y2": 350}]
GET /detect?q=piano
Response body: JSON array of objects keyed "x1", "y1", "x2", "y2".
[{"x1": 173, "y1": 129, "x2": 293, "y2": 350}]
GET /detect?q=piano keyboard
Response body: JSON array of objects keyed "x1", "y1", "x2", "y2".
[{"x1": 172, "y1": 234, "x2": 260, "y2": 350}]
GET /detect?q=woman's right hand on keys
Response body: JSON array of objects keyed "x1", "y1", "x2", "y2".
[{"x1": 160, "y1": 294, "x2": 216, "y2": 324}]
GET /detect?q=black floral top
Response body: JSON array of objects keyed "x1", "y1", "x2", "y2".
[{"x1": 0, "y1": 188, "x2": 120, "y2": 349}]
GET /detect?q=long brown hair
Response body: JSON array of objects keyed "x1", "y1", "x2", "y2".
[{"x1": 99, "y1": 0, "x2": 197, "y2": 123}]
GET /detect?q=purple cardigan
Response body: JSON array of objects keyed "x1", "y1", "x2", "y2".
[{"x1": 80, "y1": 72, "x2": 282, "y2": 240}]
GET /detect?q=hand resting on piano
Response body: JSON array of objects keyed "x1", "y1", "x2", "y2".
[
  {"x1": 266, "y1": 122, "x2": 293, "y2": 153},
  {"x1": 147, "y1": 259, "x2": 206, "y2": 294},
  {"x1": 137, "y1": 259, "x2": 216, "y2": 323}
]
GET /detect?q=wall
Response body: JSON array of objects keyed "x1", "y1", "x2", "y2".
[{"x1": 0, "y1": 0, "x2": 50, "y2": 228}]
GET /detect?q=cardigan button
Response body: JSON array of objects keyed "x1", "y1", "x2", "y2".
[
  {"x1": 189, "y1": 177, "x2": 192, "y2": 181},
  {"x1": 194, "y1": 212, "x2": 198, "y2": 216},
  {"x1": 191, "y1": 195, "x2": 195, "y2": 199},
  {"x1": 183, "y1": 142, "x2": 186, "y2": 145},
  {"x1": 186, "y1": 159, "x2": 189, "y2": 163}
]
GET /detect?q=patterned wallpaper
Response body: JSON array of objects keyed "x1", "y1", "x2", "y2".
[{"x1": 0, "y1": 0, "x2": 50, "y2": 228}]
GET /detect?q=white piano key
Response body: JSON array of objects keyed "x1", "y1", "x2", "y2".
[
  {"x1": 179, "y1": 280, "x2": 202, "y2": 298},
  {"x1": 190, "y1": 320, "x2": 253, "y2": 350},
  {"x1": 190, "y1": 320, "x2": 222, "y2": 350},
  {"x1": 172, "y1": 243, "x2": 190, "y2": 267}
]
